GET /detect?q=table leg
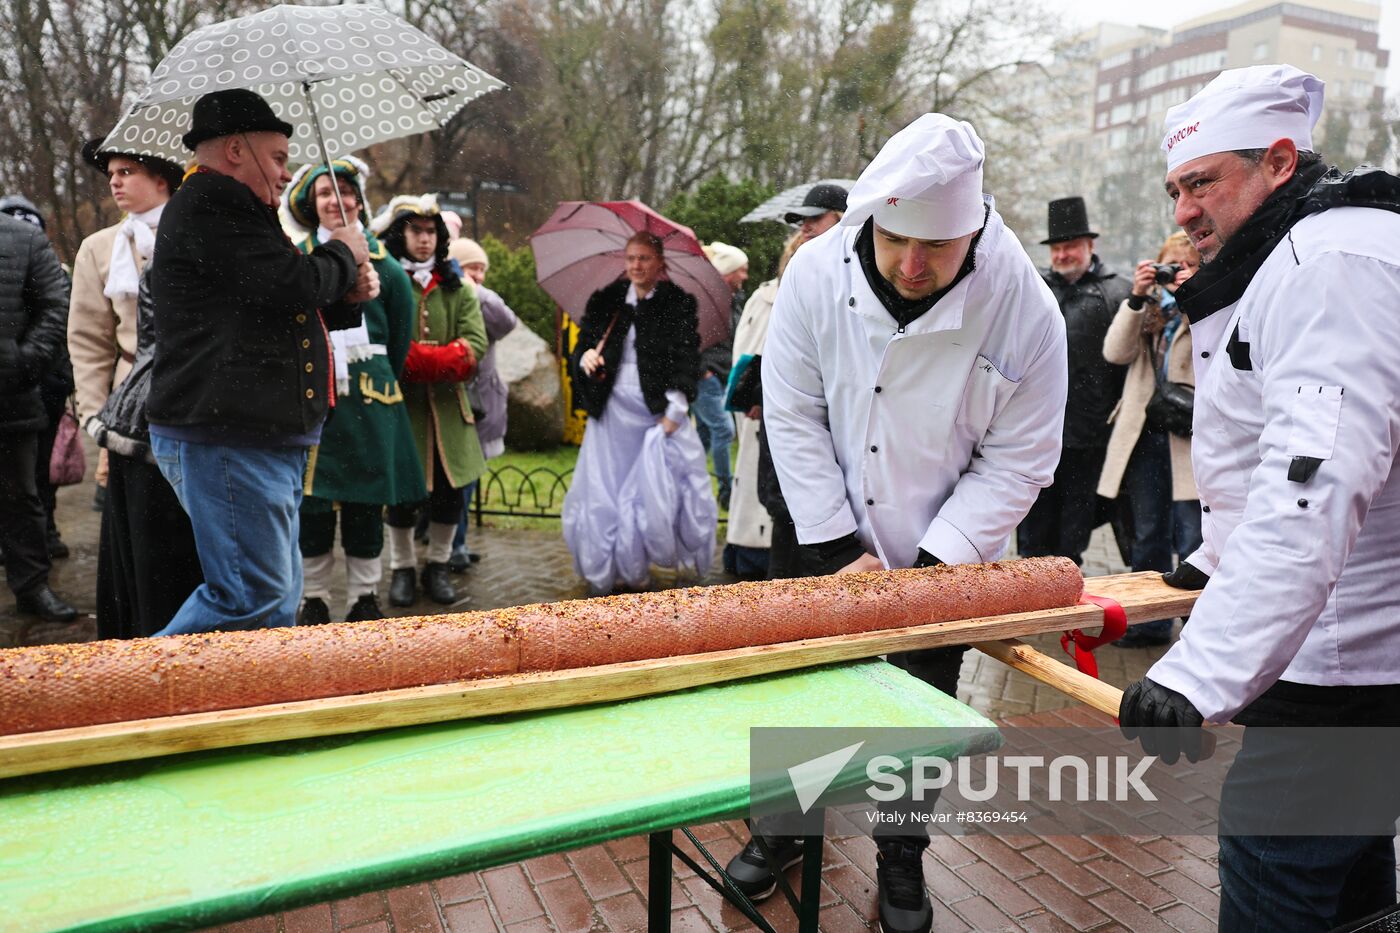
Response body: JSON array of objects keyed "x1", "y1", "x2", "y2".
[
  {"x1": 648, "y1": 830, "x2": 672, "y2": 931},
  {"x1": 798, "y1": 808, "x2": 825, "y2": 933}
]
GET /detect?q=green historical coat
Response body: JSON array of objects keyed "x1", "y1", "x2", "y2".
[
  {"x1": 298, "y1": 233, "x2": 428, "y2": 506},
  {"x1": 406, "y1": 273, "x2": 489, "y2": 491}
]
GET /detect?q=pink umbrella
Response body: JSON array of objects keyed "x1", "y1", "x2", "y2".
[{"x1": 531, "y1": 200, "x2": 732, "y2": 351}]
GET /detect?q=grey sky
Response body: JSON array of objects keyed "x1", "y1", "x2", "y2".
[{"x1": 1053, "y1": 0, "x2": 1400, "y2": 96}]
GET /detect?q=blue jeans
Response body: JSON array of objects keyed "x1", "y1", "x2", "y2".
[
  {"x1": 1122, "y1": 431, "x2": 1203, "y2": 638},
  {"x1": 151, "y1": 435, "x2": 307, "y2": 634},
  {"x1": 692, "y1": 373, "x2": 734, "y2": 496},
  {"x1": 1220, "y1": 826, "x2": 1397, "y2": 931}
]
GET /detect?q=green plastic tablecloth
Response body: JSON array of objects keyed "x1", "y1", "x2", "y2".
[{"x1": 0, "y1": 659, "x2": 997, "y2": 932}]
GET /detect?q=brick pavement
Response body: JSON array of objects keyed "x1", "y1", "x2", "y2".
[{"x1": 0, "y1": 443, "x2": 1235, "y2": 931}]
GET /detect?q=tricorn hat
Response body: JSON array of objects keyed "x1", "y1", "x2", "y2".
[
  {"x1": 82, "y1": 138, "x2": 185, "y2": 194},
  {"x1": 1041, "y1": 196, "x2": 1098, "y2": 244},
  {"x1": 182, "y1": 89, "x2": 293, "y2": 151},
  {"x1": 783, "y1": 183, "x2": 848, "y2": 224}
]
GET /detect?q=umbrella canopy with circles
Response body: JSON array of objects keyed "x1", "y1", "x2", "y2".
[
  {"x1": 531, "y1": 201, "x2": 733, "y2": 352},
  {"x1": 101, "y1": 4, "x2": 504, "y2": 168},
  {"x1": 739, "y1": 178, "x2": 859, "y2": 224}
]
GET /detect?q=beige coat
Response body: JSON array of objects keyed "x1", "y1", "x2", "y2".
[
  {"x1": 68, "y1": 223, "x2": 141, "y2": 425},
  {"x1": 1097, "y1": 296, "x2": 1197, "y2": 501}
]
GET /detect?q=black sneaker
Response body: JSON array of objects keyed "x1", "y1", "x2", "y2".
[
  {"x1": 299, "y1": 597, "x2": 331, "y2": 626},
  {"x1": 721, "y1": 834, "x2": 805, "y2": 902},
  {"x1": 876, "y1": 841, "x2": 931, "y2": 933},
  {"x1": 345, "y1": 592, "x2": 384, "y2": 623}
]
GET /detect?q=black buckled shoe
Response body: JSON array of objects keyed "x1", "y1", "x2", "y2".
[
  {"x1": 388, "y1": 567, "x2": 417, "y2": 607},
  {"x1": 721, "y1": 834, "x2": 805, "y2": 902},
  {"x1": 299, "y1": 597, "x2": 331, "y2": 625},
  {"x1": 876, "y1": 841, "x2": 932, "y2": 933},
  {"x1": 421, "y1": 562, "x2": 457, "y2": 605},
  {"x1": 345, "y1": 592, "x2": 384, "y2": 623},
  {"x1": 16, "y1": 585, "x2": 79, "y2": 624}
]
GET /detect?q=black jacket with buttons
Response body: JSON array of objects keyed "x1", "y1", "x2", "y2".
[
  {"x1": 1042, "y1": 257, "x2": 1131, "y2": 449},
  {"x1": 570, "y1": 279, "x2": 701, "y2": 418},
  {"x1": 147, "y1": 169, "x2": 360, "y2": 439}
]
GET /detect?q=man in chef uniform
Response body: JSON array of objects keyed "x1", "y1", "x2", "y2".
[
  {"x1": 724, "y1": 114, "x2": 1068, "y2": 933},
  {"x1": 1118, "y1": 64, "x2": 1400, "y2": 931}
]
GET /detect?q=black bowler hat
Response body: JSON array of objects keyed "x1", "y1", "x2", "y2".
[
  {"x1": 82, "y1": 138, "x2": 186, "y2": 194},
  {"x1": 784, "y1": 183, "x2": 849, "y2": 224},
  {"x1": 181, "y1": 89, "x2": 294, "y2": 151},
  {"x1": 1040, "y1": 196, "x2": 1099, "y2": 244}
]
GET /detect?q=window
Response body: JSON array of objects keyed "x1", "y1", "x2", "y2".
[
  {"x1": 1118, "y1": 77, "x2": 1130, "y2": 96},
  {"x1": 1139, "y1": 65, "x2": 1167, "y2": 90},
  {"x1": 1337, "y1": 48, "x2": 1348, "y2": 67},
  {"x1": 1109, "y1": 127, "x2": 1129, "y2": 150},
  {"x1": 1096, "y1": 111, "x2": 1109, "y2": 129},
  {"x1": 1253, "y1": 41, "x2": 1268, "y2": 61},
  {"x1": 1353, "y1": 80, "x2": 1370, "y2": 99},
  {"x1": 1357, "y1": 51, "x2": 1375, "y2": 70},
  {"x1": 1097, "y1": 82, "x2": 1111, "y2": 103},
  {"x1": 1111, "y1": 103, "x2": 1133, "y2": 124},
  {"x1": 1312, "y1": 44, "x2": 1323, "y2": 62}
]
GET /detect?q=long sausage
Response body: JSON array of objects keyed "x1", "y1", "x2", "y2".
[{"x1": 0, "y1": 557, "x2": 1081, "y2": 735}]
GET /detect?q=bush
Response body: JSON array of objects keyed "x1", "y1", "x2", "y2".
[
  {"x1": 479, "y1": 234, "x2": 556, "y2": 343},
  {"x1": 663, "y1": 176, "x2": 791, "y2": 283}
]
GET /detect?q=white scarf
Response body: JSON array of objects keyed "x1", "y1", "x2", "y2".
[
  {"x1": 317, "y1": 223, "x2": 375, "y2": 396},
  {"x1": 103, "y1": 203, "x2": 164, "y2": 301},
  {"x1": 400, "y1": 256, "x2": 436, "y2": 289}
]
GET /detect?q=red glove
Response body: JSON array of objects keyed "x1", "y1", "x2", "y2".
[{"x1": 401, "y1": 340, "x2": 478, "y2": 384}]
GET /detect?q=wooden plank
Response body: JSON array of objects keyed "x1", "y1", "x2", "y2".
[
  {"x1": 972, "y1": 639, "x2": 1124, "y2": 717},
  {"x1": 0, "y1": 572, "x2": 1195, "y2": 780}
]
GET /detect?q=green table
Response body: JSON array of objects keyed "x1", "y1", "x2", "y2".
[{"x1": 0, "y1": 660, "x2": 997, "y2": 932}]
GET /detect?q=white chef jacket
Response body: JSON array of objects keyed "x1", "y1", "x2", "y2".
[
  {"x1": 762, "y1": 203, "x2": 1067, "y2": 569},
  {"x1": 1148, "y1": 206, "x2": 1400, "y2": 723}
]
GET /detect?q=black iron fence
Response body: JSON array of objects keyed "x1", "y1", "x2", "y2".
[{"x1": 470, "y1": 463, "x2": 727, "y2": 525}]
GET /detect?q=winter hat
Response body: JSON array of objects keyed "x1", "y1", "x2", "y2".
[
  {"x1": 707, "y1": 241, "x2": 749, "y2": 276},
  {"x1": 283, "y1": 155, "x2": 373, "y2": 232},
  {"x1": 442, "y1": 210, "x2": 464, "y2": 241},
  {"x1": 1162, "y1": 64, "x2": 1323, "y2": 172},
  {"x1": 842, "y1": 114, "x2": 985, "y2": 240},
  {"x1": 0, "y1": 195, "x2": 45, "y2": 230},
  {"x1": 448, "y1": 237, "x2": 489, "y2": 269}
]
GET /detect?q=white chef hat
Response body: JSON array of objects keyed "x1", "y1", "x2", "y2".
[
  {"x1": 1162, "y1": 64, "x2": 1324, "y2": 172},
  {"x1": 841, "y1": 113, "x2": 985, "y2": 240}
]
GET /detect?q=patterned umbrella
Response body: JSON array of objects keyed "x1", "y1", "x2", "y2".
[
  {"x1": 101, "y1": 4, "x2": 505, "y2": 167},
  {"x1": 739, "y1": 178, "x2": 859, "y2": 224},
  {"x1": 531, "y1": 201, "x2": 733, "y2": 352}
]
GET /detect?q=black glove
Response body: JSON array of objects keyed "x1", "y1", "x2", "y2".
[
  {"x1": 1162, "y1": 561, "x2": 1209, "y2": 590},
  {"x1": 797, "y1": 533, "x2": 867, "y2": 576},
  {"x1": 914, "y1": 550, "x2": 943, "y2": 568},
  {"x1": 1119, "y1": 677, "x2": 1207, "y2": 765}
]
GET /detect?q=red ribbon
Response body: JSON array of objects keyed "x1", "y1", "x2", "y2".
[{"x1": 1059, "y1": 593, "x2": 1127, "y2": 680}]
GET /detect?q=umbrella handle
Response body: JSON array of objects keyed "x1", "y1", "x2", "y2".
[{"x1": 302, "y1": 80, "x2": 351, "y2": 230}]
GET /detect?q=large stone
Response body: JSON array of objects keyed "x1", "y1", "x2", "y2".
[{"x1": 497, "y1": 326, "x2": 564, "y2": 450}]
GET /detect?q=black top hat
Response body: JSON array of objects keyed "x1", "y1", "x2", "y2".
[
  {"x1": 181, "y1": 89, "x2": 294, "y2": 151},
  {"x1": 1041, "y1": 196, "x2": 1099, "y2": 244},
  {"x1": 784, "y1": 183, "x2": 849, "y2": 224},
  {"x1": 82, "y1": 138, "x2": 186, "y2": 195}
]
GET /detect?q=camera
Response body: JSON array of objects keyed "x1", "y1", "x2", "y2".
[{"x1": 1152, "y1": 262, "x2": 1183, "y2": 285}]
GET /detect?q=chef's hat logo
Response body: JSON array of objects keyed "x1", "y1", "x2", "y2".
[{"x1": 1165, "y1": 122, "x2": 1201, "y2": 152}]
